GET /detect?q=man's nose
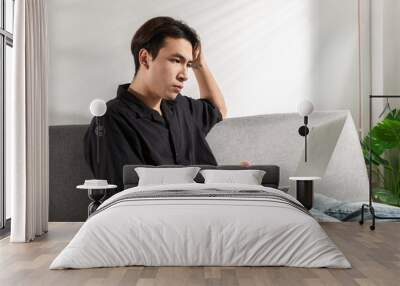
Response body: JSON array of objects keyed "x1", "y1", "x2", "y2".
[{"x1": 178, "y1": 67, "x2": 188, "y2": 82}]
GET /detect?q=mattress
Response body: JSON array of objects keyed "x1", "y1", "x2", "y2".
[{"x1": 50, "y1": 183, "x2": 350, "y2": 269}]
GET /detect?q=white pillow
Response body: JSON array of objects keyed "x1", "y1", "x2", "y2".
[
  {"x1": 200, "y1": 169, "x2": 266, "y2": 185},
  {"x1": 135, "y1": 167, "x2": 201, "y2": 186}
]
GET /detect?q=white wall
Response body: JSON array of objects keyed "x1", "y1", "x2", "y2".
[{"x1": 47, "y1": 0, "x2": 363, "y2": 130}]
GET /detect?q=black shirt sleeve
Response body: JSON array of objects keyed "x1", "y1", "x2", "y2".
[
  {"x1": 84, "y1": 109, "x2": 143, "y2": 192},
  {"x1": 184, "y1": 96, "x2": 223, "y2": 134}
]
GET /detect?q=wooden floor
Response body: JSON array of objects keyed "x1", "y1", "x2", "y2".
[{"x1": 0, "y1": 222, "x2": 399, "y2": 286}]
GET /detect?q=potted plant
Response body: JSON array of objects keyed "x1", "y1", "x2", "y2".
[{"x1": 361, "y1": 109, "x2": 400, "y2": 206}]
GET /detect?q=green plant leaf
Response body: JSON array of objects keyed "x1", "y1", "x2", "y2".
[
  {"x1": 362, "y1": 133, "x2": 386, "y2": 157},
  {"x1": 386, "y1": 109, "x2": 400, "y2": 121},
  {"x1": 361, "y1": 138, "x2": 389, "y2": 166},
  {"x1": 373, "y1": 188, "x2": 400, "y2": 206},
  {"x1": 372, "y1": 119, "x2": 400, "y2": 149}
]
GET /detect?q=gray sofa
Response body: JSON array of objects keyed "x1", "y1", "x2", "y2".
[
  {"x1": 49, "y1": 125, "x2": 280, "y2": 222},
  {"x1": 49, "y1": 111, "x2": 369, "y2": 222},
  {"x1": 49, "y1": 125, "x2": 92, "y2": 221}
]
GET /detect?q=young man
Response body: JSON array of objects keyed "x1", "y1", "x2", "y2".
[{"x1": 84, "y1": 17, "x2": 227, "y2": 192}]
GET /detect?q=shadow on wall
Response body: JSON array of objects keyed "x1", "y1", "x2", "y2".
[{"x1": 48, "y1": 0, "x2": 363, "y2": 125}]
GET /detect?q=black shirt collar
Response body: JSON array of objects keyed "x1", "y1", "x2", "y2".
[{"x1": 117, "y1": 83, "x2": 177, "y2": 119}]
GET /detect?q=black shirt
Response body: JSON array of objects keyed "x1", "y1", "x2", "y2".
[{"x1": 84, "y1": 83, "x2": 223, "y2": 191}]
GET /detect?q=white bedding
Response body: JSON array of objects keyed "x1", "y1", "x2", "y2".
[{"x1": 50, "y1": 183, "x2": 350, "y2": 269}]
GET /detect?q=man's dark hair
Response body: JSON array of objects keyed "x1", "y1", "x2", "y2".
[{"x1": 131, "y1": 16, "x2": 200, "y2": 75}]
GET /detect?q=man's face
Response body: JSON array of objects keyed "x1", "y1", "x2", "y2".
[{"x1": 145, "y1": 37, "x2": 193, "y2": 100}]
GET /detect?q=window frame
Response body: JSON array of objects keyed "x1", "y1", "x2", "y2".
[{"x1": 0, "y1": 0, "x2": 14, "y2": 231}]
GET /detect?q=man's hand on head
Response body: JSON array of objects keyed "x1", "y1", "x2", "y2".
[
  {"x1": 191, "y1": 41, "x2": 227, "y2": 119},
  {"x1": 192, "y1": 43, "x2": 205, "y2": 70}
]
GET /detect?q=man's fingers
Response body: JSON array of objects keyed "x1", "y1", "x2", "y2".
[
  {"x1": 193, "y1": 44, "x2": 202, "y2": 61},
  {"x1": 240, "y1": 161, "x2": 251, "y2": 167}
]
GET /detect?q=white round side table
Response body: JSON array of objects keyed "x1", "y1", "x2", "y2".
[{"x1": 76, "y1": 184, "x2": 117, "y2": 217}]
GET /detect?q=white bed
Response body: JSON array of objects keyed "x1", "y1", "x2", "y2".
[{"x1": 50, "y1": 183, "x2": 351, "y2": 269}]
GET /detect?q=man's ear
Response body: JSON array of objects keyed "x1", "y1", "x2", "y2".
[{"x1": 138, "y1": 48, "x2": 151, "y2": 68}]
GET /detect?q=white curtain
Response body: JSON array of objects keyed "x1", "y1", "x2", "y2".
[
  {"x1": 8, "y1": 0, "x2": 49, "y2": 242},
  {"x1": 370, "y1": 0, "x2": 400, "y2": 123}
]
